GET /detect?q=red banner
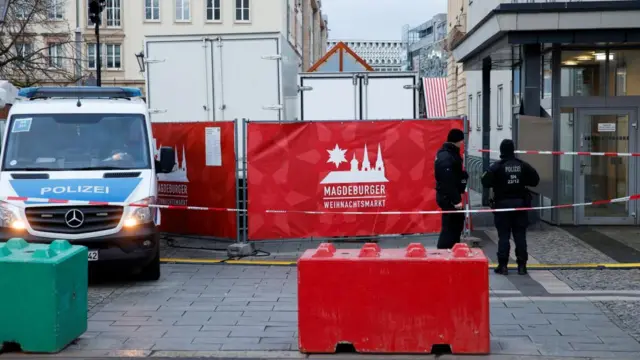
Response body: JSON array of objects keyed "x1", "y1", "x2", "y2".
[
  {"x1": 246, "y1": 119, "x2": 464, "y2": 240},
  {"x1": 152, "y1": 122, "x2": 237, "y2": 239}
]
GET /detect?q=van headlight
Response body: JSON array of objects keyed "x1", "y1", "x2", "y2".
[
  {"x1": 124, "y1": 197, "x2": 156, "y2": 228},
  {"x1": 0, "y1": 201, "x2": 25, "y2": 230}
]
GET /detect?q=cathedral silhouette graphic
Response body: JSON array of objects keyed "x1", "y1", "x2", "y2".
[
  {"x1": 321, "y1": 144, "x2": 388, "y2": 184},
  {"x1": 154, "y1": 139, "x2": 189, "y2": 183}
]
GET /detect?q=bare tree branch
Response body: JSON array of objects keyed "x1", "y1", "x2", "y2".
[{"x1": 0, "y1": 0, "x2": 85, "y2": 87}]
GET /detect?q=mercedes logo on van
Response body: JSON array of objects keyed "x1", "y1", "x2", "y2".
[{"x1": 65, "y1": 209, "x2": 85, "y2": 228}]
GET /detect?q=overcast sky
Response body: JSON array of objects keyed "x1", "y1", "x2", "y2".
[{"x1": 321, "y1": 0, "x2": 448, "y2": 40}]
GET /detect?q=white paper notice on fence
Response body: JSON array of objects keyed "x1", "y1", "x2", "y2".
[
  {"x1": 598, "y1": 123, "x2": 616, "y2": 132},
  {"x1": 205, "y1": 127, "x2": 222, "y2": 166}
]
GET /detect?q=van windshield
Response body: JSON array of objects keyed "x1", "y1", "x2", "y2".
[{"x1": 2, "y1": 114, "x2": 151, "y2": 171}]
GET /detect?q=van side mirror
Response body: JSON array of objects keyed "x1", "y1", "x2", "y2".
[{"x1": 156, "y1": 146, "x2": 175, "y2": 174}]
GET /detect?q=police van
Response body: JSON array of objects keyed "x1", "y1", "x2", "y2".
[{"x1": 0, "y1": 87, "x2": 176, "y2": 280}]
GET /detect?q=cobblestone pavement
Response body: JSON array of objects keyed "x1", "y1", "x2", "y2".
[
  {"x1": 485, "y1": 224, "x2": 615, "y2": 265},
  {"x1": 3, "y1": 264, "x2": 640, "y2": 359}
]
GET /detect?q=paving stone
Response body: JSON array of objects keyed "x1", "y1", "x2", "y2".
[
  {"x1": 268, "y1": 311, "x2": 298, "y2": 322},
  {"x1": 120, "y1": 338, "x2": 156, "y2": 350},
  {"x1": 202, "y1": 325, "x2": 266, "y2": 332},
  {"x1": 75, "y1": 337, "x2": 126, "y2": 350},
  {"x1": 520, "y1": 324, "x2": 561, "y2": 336},
  {"x1": 151, "y1": 339, "x2": 222, "y2": 351},
  {"x1": 509, "y1": 315, "x2": 551, "y2": 325},
  {"x1": 125, "y1": 310, "x2": 185, "y2": 317},
  {"x1": 165, "y1": 330, "x2": 230, "y2": 338},
  {"x1": 220, "y1": 342, "x2": 292, "y2": 351},
  {"x1": 192, "y1": 337, "x2": 260, "y2": 344},
  {"x1": 228, "y1": 330, "x2": 295, "y2": 338},
  {"x1": 570, "y1": 340, "x2": 640, "y2": 352},
  {"x1": 529, "y1": 334, "x2": 603, "y2": 344},
  {"x1": 585, "y1": 324, "x2": 631, "y2": 336},
  {"x1": 89, "y1": 312, "x2": 127, "y2": 321},
  {"x1": 215, "y1": 305, "x2": 274, "y2": 312}
]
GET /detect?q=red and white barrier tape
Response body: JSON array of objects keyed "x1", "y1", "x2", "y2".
[
  {"x1": 476, "y1": 149, "x2": 640, "y2": 157},
  {"x1": 4, "y1": 194, "x2": 640, "y2": 215}
]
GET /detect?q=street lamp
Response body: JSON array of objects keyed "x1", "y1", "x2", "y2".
[
  {"x1": 88, "y1": 0, "x2": 106, "y2": 86},
  {"x1": 135, "y1": 52, "x2": 145, "y2": 72}
]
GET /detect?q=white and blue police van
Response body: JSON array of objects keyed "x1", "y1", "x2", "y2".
[{"x1": 0, "y1": 87, "x2": 176, "y2": 280}]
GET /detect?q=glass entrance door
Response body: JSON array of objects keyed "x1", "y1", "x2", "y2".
[{"x1": 576, "y1": 109, "x2": 637, "y2": 225}]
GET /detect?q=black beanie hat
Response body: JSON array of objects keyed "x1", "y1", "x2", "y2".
[
  {"x1": 500, "y1": 139, "x2": 515, "y2": 158},
  {"x1": 447, "y1": 129, "x2": 465, "y2": 143}
]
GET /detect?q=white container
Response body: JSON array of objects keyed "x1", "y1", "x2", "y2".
[{"x1": 297, "y1": 71, "x2": 419, "y2": 121}]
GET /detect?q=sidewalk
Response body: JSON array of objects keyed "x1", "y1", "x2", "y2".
[
  {"x1": 2, "y1": 262, "x2": 640, "y2": 359},
  {"x1": 4, "y1": 224, "x2": 640, "y2": 359}
]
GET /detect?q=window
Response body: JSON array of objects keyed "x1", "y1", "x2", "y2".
[
  {"x1": 106, "y1": 0, "x2": 121, "y2": 27},
  {"x1": 206, "y1": 0, "x2": 221, "y2": 21},
  {"x1": 87, "y1": 43, "x2": 121, "y2": 70},
  {"x1": 105, "y1": 44, "x2": 121, "y2": 69},
  {"x1": 15, "y1": 2, "x2": 28, "y2": 19},
  {"x1": 497, "y1": 85, "x2": 504, "y2": 129},
  {"x1": 235, "y1": 0, "x2": 249, "y2": 22},
  {"x1": 16, "y1": 43, "x2": 33, "y2": 60},
  {"x1": 476, "y1": 92, "x2": 481, "y2": 130},
  {"x1": 175, "y1": 0, "x2": 191, "y2": 21},
  {"x1": 87, "y1": 43, "x2": 97, "y2": 69},
  {"x1": 48, "y1": 0, "x2": 64, "y2": 20},
  {"x1": 145, "y1": 0, "x2": 160, "y2": 21},
  {"x1": 48, "y1": 43, "x2": 63, "y2": 68}
]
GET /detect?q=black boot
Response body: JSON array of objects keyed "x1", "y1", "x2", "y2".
[
  {"x1": 494, "y1": 260, "x2": 509, "y2": 275},
  {"x1": 517, "y1": 261, "x2": 527, "y2": 275}
]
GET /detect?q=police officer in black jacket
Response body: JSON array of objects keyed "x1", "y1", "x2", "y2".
[
  {"x1": 434, "y1": 129, "x2": 468, "y2": 249},
  {"x1": 481, "y1": 139, "x2": 540, "y2": 275}
]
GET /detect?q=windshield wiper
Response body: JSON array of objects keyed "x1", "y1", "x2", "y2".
[
  {"x1": 65, "y1": 166, "x2": 135, "y2": 171},
  {"x1": 6, "y1": 167, "x2": 55, "y2": 171}
]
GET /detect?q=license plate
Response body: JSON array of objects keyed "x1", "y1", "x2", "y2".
[{"x1": 88, "y1": 250, "x2": 99, "y2": 261}]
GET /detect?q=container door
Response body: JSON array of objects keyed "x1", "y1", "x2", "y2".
[
  {"x1": 146, "y1": 40, "x2": 213, "y2": 122},
  {"x1": 211, "y1": 37, "x2": 280, "y2": 121},
  {"x1": 299, "y1": 76, "x2": 360, "y2": 121},
  {"x1": 361, "y1": 75, "x2": 416, "y2": 120}
]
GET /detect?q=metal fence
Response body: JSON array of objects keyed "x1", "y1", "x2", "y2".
[{"x1": 233, "y1": 117, "x2": 468, "y2": 243}]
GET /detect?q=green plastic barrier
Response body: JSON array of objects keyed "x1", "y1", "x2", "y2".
[{"x1": 0, "y1": 238, "x2": 88, "y2": 353}]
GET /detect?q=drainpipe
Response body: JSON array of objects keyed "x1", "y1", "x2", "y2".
[{"x1": 75, "y1": 0, "x2": 82, "y2": 85}]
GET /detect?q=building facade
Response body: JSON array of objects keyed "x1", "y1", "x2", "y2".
[
  {"x1": 453, "y1": 0, "x2": 640, "y2": 226},
  {"x1": 113, "y1": 0, "x2": 327, "y2": 91},
  {"x1": 405, "y1": 13, "x2": 447, "y2": 78},
  {"x1": 327, "y1": 40, "x2": 406, "y2": 72},
  {"x1": 445, "y1": 0, "x2": 467, "y2": 117},
  {"x1": 4, "y1": 0, "x2": 327, "y2": 90},
  {"x1": 301, "y1": 0, "x2": 329, "y2": 70}
]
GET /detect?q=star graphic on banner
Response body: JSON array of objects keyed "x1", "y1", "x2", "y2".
[{"x1": 327, "y1": 144, "x2": 347, "y2": 168}]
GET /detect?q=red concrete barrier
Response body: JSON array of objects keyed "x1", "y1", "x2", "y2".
[{"x1": 297, "y1": 242, "x2": 490, "y2": 354}]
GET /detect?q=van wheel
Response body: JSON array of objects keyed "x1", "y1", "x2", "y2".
[{"x1": 138, "y1": 251, "x2": 160, "y2": 281}]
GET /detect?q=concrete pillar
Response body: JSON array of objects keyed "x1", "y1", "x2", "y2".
[{"x1": 482, "y1": 56, "x2": 491, "y2": 206}]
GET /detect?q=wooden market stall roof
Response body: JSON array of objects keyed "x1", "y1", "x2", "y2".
[{"x1": 307, "y1": 41, "x2": 374, "y2": 72}]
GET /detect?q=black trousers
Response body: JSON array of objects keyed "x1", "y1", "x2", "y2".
[
  {"x1": 437, "y1": 212, "x2": 465, "y2": 249},
  {"x1": 494, "y1": 210, "x2": 528, "y2": 264}
]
